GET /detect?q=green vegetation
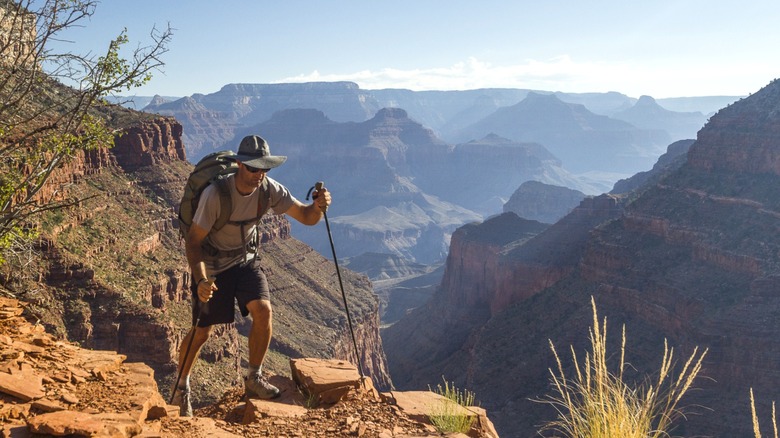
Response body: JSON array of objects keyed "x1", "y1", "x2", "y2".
[
  {"x1": 751, "y1": 388, "x2": 778, "y2": 438},
  {"x1": 43, "y1": 173, "x2": 155, "y2": 284},
  {"x1": 301, "y1": 390, "x2": 318, "y2": 409},
  {"x1": 0, "y1": 0, "x2": 172, "y2": 266},
  {"x1": 537, "y1": 297, "x2": 708, "y2": 438},
  {"x1": 428, "y1": 377, "x2": 477, "y2": 434}
]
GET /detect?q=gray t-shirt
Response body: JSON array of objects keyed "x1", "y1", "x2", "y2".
[{"x1": 193, "y1": 174, "x2": 296, "y2": 274}]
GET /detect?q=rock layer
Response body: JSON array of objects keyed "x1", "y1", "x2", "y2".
[
  {"x1": 383, "y1": 195, "x2": 625, "y2": 391},
  {"x1": 4, "y1": 105, "x2": 392, "y2": 408},
  {"x1": 385, "y1": 79, "x2": 780, "y2": 437},
  {"x1": 0, "y1": 294, "x2": 498, "y2": 437}
]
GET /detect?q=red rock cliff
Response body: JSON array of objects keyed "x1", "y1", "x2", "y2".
[
  {"x1": 384, "y1": 195, "x2": 624, "y2": 390},
  {"x1": 9, "y1": 111, "x2": 392, "y2": 407},
  {"x1": 441, "y1": 195, "x2": 624, "y2": 316},
  {"x1": 418, "y1": 80, "x2": 780, "y2": 437},
  {"x1": 111, "y1": 117, "x2": 187, "y2": 170}
]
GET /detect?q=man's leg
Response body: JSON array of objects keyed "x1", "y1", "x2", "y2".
[
  {"x1": 246, "y1": 298, "x2": 272, "y2": 367},
  {"x1": 172, "y1": 325, "x2": 212, "y2": 416},
  {"x1": 178, "y1": 325, "x2": 212, "y2": 378},
  {"x1": 244, "y1": 298, "x2": 280, "y2": 398}
]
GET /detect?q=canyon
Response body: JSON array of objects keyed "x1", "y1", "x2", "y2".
[
  {"x1": 4, "y1": 72, "x2": 770, "y2": 436},
  {"x1": 384, "y1": 79, "x2": 780, "y2": 436},
  {"x1": 144, "y1": 82, "x2": 721, "y2": 166},
  {"x1": 243, "y1": 107, "x2": 581, "y2": 264},
  {"x1": 142, "y1": 82, "x2": 723, "y2": 268},
  {"x1": 1, "y1": 107, "x2": 392, "y2": 411}
]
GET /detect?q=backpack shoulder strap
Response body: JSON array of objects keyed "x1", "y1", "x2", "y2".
[
  {"x1": 219, "y1": 178, "x2": 273, "y2": 230},
  {"x1": 212, "y1": 177, "x2": 233, "y2": 231},
  {"x1": 256, "y1": 178, "x2": 272, "y2": 219}
]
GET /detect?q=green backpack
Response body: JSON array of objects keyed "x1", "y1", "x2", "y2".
[{"x1": 178, "y1": 150, "x2": 270, "y2": 243}]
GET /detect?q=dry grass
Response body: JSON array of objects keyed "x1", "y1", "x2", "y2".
[
  {"x1": 751, "y1": 388, "x2": 778, "y2": 438},
  {"x1": 537, "y1": 296, "x2": 708, "y2": 438}
]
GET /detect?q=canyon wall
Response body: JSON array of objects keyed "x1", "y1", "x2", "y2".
[
  {"x1": 111, "y1": 117, "x2": 187, "y2": 170},
  {"x1": 145, "y1": 82, "x2": 381, "y2": 160},
  {"x1": 7, "y1": 111, "x2": 392, "y2": 405},
  {"x1": 385, "y1": 79, "x2": 780, "y2": 437},
  {"x1": 383, "y1": 195, "x2": 624, "y2": 389}
]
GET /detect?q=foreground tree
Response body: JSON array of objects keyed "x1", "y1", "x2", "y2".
[{"x1": 0, "y1": 0, "x2": 172, "y2": 264}]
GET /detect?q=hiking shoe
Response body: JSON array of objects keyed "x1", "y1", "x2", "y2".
[
  {"x1": 171, "y1": 385, "x2": 193, "y2": 417},
  {"x1": 245, "y1": 374, "x2": 281, "y2": 399}
]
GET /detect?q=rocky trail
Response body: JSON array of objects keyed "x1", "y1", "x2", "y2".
[{"x1": 0, "y1": 296, "x2": 497, "y2": 437}]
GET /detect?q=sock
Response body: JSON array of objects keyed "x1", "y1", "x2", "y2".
[
  {"x1": 247, "y1": 365, "x2": 262, "y2": 377},
  {"x1": 177, "y1": 375, "x2": 190, "y2": 390}
]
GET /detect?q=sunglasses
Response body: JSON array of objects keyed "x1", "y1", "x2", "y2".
[{"x1": 243, "y1": 163, "x2": 269, "y2": 173}]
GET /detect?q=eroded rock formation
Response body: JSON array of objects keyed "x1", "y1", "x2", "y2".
[
  {"x1": 384, "y1": 79, "x2": 780, "y2": 437},
  {"x1": 3, "y1": 106, "x2": 392, "y2": 409},
  {"x1": 111, "y1": 117, "x2": 187, "y2": 171},
  {"x1": 383, "y1": 195, "x2": 625, "y2": 393},
  {"x1": 0, "y1": 296, "x2": 497, "y2": 437},
  {"x1": 503, "y1": 180, "x2": 586, "y2": 224}
]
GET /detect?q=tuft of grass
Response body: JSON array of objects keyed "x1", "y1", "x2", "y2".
[
  {"x1": 537, "y1": 296, "x2": 708, "y2": 438},
  {"x1": 428, "y1": 377, "x2": 477, "y2": 434},
  {"x1": 751, "y1": 388, "x2": 778, "y2": 438},
  {"x1": 302, "y1": 390, "x2": 318, "y2": 409}
]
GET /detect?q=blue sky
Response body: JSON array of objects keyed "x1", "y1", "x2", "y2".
[{"x1": 57, "y1": 1, "x2": 780, "y2": 99}]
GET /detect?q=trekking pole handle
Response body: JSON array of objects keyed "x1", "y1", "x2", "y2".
[{"x1": 307, "y1": 181, "x2": 328, "y2": 213}]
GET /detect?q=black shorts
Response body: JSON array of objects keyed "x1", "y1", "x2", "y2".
[{"x1": 190, "y1": 261, "x2": 270, "y2": 327}]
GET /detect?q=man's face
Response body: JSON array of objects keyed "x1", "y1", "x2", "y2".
[{"x1": 238, "y1": 161, "x2": 268, "y2": 187}]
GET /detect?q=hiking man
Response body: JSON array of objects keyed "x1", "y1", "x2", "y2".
[{"x1": 172, "y1": 135, "x2": 331, "y2": 416}]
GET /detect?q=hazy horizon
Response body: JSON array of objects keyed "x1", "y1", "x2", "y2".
[{"x1": 53, "y1": 1, "x2": 780, "y2": 99}]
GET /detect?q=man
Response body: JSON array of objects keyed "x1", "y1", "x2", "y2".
[{"x1": 172, "y1": 135, "x2": 331, "y2": 416}]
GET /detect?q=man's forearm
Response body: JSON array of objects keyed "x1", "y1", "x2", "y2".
[
  {"x1": 186, "y1": 241, "x2": 208, "y2": 282},
  {"x1": 301, "y1": 203, "x2": 325, "y2": 225}
]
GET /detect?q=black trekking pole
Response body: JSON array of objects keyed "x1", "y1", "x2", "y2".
[
  {"x1": 170, "y1": 300, "x2": 206, "y2": 404},
  {"x1": 308, "y1": 182, "x2": 366, "y2": 386}
]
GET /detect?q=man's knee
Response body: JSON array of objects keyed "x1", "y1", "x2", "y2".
[
  {"x1": 191, "y1": 326, "x2": 212, "y2": 344},
  {"x1": 247, "y1": 299, "x2": 272, "y2": 323}
]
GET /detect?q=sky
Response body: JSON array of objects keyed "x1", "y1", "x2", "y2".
[{"x1": 53, "y1": 0, "x2": 780, "y2": 99}]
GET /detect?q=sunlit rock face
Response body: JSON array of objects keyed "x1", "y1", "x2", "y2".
[{"x1": 384, "y1": 80, "x2": 780, "y2": 437}]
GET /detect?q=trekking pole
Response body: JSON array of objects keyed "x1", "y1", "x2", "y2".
[
  {"x1": 308, "y1": 182, "x2": 366, "y2": 385},
  {"x1": 170, "y1": 299, "x2": 206, "y2": 404}
]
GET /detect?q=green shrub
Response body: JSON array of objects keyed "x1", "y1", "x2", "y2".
[{"x1": 428, "y1": 377, "x2": 477, "y2": 434}]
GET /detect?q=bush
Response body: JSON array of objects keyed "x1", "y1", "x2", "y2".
[{"x1": 428, "y1": 377, "x2": 477, "y2": 434}]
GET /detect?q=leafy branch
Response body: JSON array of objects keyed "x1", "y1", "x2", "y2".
[{"x1": 0, "y1": 0, "x2": 172, "y2": 264}]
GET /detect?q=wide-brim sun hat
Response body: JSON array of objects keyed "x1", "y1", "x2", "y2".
[{"x1": 234, "y1": 135, "x2": 287, "y2": 169}]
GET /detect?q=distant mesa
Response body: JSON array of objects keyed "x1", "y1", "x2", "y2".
[
  {"x1": 451, "y1": 92, "x2": 671, "y2": 174},
  {"x1": 612, "y1": 94, "x2": 707, "y2": 141},
  {"x1": 503, "y1": 181, "x2": 586, "y2": 224}
]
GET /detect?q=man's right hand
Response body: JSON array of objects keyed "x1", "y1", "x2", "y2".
[{"x1": 197, "y1": 278, "x2": 217, "y2": 303}]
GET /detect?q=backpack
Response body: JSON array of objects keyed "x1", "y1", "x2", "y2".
[{"x1": 178, "y1": 150, "x2": 271, "y2": 244}]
